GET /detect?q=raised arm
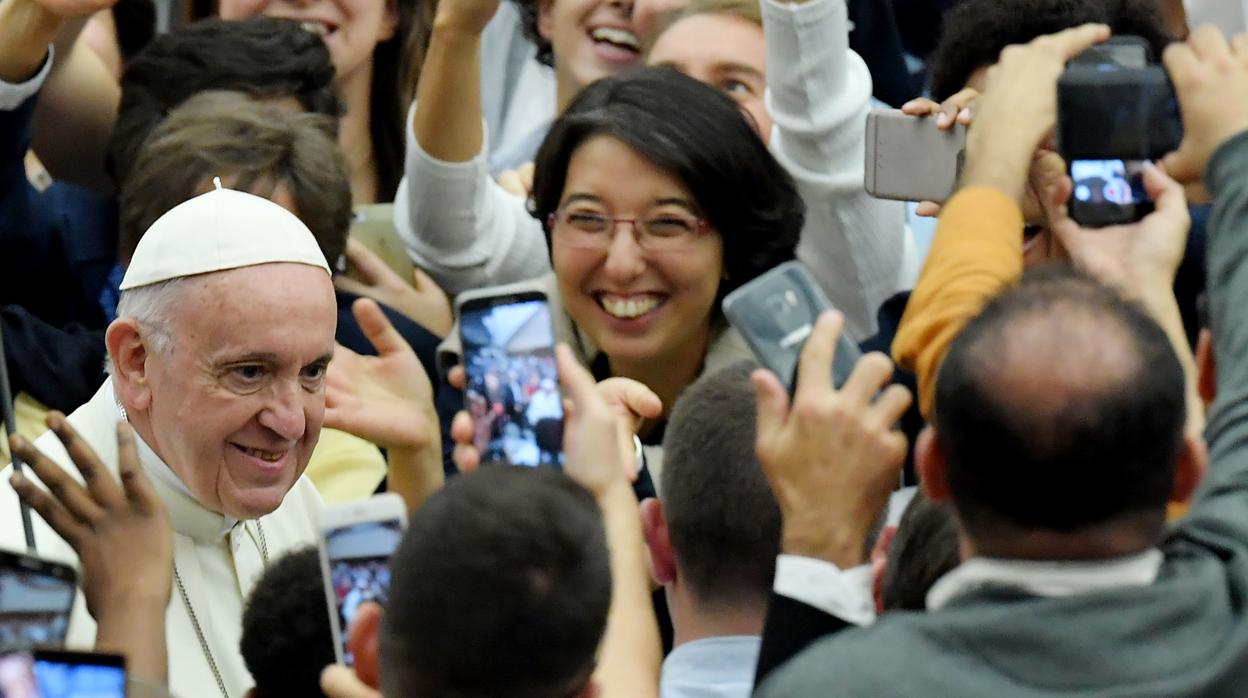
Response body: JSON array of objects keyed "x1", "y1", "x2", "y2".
[
  {"x1": 394, "y1": 0, "x2": 551, "y2": 295},
  {"x1": 762, "y1": 0, "x2": 911, "y2": 340},
  {"x1": 891, "y1": 24, "x2": 1111, "y2": 417}
]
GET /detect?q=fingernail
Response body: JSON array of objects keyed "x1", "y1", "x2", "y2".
[
  {"x1": 958, "y1": 107, "x2": 972, "y2": 122},
  {"x1": 10, "y1": 472, "x2": 25, "y2": 488},
  {"x1": 937, "y1": 112, "x2": 952, "y2": 127}
]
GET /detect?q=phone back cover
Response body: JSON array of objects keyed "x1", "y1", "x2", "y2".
[{"x1": 865, "y1": 109, "x2": 966, "y2": 203}]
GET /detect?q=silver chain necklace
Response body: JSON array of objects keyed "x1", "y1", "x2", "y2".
[{"x1": 173, "y1": 519, "x2": 270, "y2": 698}]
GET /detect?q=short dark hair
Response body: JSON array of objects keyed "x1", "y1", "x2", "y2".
[
  {"x1": 662, "y1": 362, "x2": 781, "y2": 611},
  {"x1": 532, "y1": 67, "x2": 803, "y2": 302},
  {"x1": 512, "y1": 0, "x2": 554, "y2": 67},
  {"x1": 106, "y1": 17, "x2": 341, "y2": 188},
  {"x1": 118, "y1": 91, "x2": 352, "y2": 268},
  {"x1": 881, "y1": 493, "x2": 960, "y2": 612},
  {"x1": 381, "y1": 468, "x2": 612, "y2": 698},
  {"x1": 927, "y1": 0, "x2": 1172, "y2": 101},
  {"x1": 934, "y1": 266, "x2": 1186, "y2": 538},
  {"x1": 240, "y1": 547, "x2": 335, "y2": 698}
]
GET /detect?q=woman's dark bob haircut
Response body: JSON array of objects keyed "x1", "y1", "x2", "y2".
[{"x1": 531, "y1": 67, "x2": 804, "y2": 300}]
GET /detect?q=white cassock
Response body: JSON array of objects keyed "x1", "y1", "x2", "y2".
[{"x1": 0, "y1": 379, "x2": 324, "y2": 698}]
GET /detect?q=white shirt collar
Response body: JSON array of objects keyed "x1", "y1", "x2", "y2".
[
  {"x1": 926, "y1": 549, "x2": 1164, "y2": 611},
  {"x1": 110, "y1": 382, "x2": 239, "y2": 540}
]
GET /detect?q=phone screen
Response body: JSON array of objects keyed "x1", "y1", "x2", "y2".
[
  {"x1": 0, "y1": 557, "x2": 75, "y2": 650},
  {"x1": 1069, "y1": 159, "x2": 1153, "y2": 226},
  {"x1": 0, "y1": 651, "x2": 125, "y2": 698},
  {"x1": 459, "y1": 294, "x2": 564, "y2": 468},
  {"x1": 325, "y1": 520, "x2": 403, "y2": 665}
]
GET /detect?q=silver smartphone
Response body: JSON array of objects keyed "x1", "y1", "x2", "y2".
[
  {"x1": 864, "y1": 109, "x2": 967, "y2": 203},
  {"x1": 318, "y1": 493, "x2": 406, "y2": 666},
  {"x1": 722, "y1": 261, "x2": 862, "y2": 393}
]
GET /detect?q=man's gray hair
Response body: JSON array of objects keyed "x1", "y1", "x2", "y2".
[{"x1": 105, "y1": 277, "x2": 189, "y2": 375}]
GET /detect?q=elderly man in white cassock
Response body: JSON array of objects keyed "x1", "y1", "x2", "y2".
[{"x1": 0, "y1": 183, "x2": 443, "y2": 698}]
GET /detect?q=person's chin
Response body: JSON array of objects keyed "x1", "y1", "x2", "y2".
[{"x1": 222, "y1": 483, "x2": 293, "y2": 520}]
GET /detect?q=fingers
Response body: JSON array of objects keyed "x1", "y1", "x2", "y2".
[
  {"x1": 448, "y1": 366, "x2": 466, "y2": 391},
  {"x1": 839, "y1": 353, "x2": 895, "y2": 407},
  {"x1": 46, "y1": 413, "x2": 122, "y2": 510},
  {"x1": 900, "y1": 97, "x2": 940, "y2": 117},
  {"x1": 915, "y1": 201, "x2": 942, "y2": 217},
  {"x1": 870, "y1": 384, "x2": 913, "y2": 429},
  {"x1": 497, "y1": 170, "x2": 526, "y2": 197},
  {"x1": 449, "y1": 412, "x2": 479, "y2": 473},
  {"x1": 320, "y1": 665, "x2": 382, "y2": 698},
  {"x1": 597, "y1": 378, "x2": 663, "y2": 422},
  {"x1": 1189, "y1": 24, "x2": 1233, "y2": 63},
  {"x1": 114, "y1": 422, "x2": 157, "y2": 513},
  {"x1": 555, "y1": 344, "x2": 604, "y2": 416},
  {"x1": 8, "y1": 434, "x2": 100, "y2": 534},
  {"x1": 751, "y1": 368, "x2": 790, "y2": 448},
  {"x1": 1044, "y1": 23, "x2": 1111, "y2": 62},
  {"x1": 351, "y1": 298, "x2": 408, "y2": 356},
  {"x1": 332, "y1": 275, "x2": 370, "y2": 297},
  {"x1": 1141, "y1": 162, "x2": 1192, "y2": 230},
  {"x1": 793, "y1": 312, "x2": 843, "y2": 399},
  {"x1": 343, "y1": 239, "x2": 391, "y2": 285}
]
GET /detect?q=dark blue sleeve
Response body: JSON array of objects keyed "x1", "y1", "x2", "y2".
[{"x1": 0, "y1": 305, "x2": 106, "y2": 412}]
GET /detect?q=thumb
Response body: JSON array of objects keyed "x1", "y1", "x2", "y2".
[
  {"x1": 555, "y1": 344, "x2": 601, "y2": 413},
  {"x1": 1161, "y1": 144, "x2": 1202, "y2": 185},
  {"x1": 320, "y1": 665, "x2": 382, "y2": 698},
  {"x1": 343, "y1": 239, "x2": 391, "y2": 286}
]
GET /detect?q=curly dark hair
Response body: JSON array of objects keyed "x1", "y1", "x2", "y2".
[
  {"x1": 511, "y1": 0, "x2": 555, "y2": 67},
  {"x1": 531, "y1": 67, "x2": 803, "y2": 303},
  {"x1": 927, "y1": 0, "x2": 1172, "y2": 101},
  {"x1": 240, "y1": 547, "x2": 336, "y2": 698}
]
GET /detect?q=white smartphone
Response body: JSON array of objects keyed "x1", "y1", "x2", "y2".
[{"x1": 318, "y1": 493, "x2": 407, "y2": 665}]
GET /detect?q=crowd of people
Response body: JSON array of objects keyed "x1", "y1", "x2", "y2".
[{"x1": 2, "y1": 0, "x2": 1248, "y2": 696}]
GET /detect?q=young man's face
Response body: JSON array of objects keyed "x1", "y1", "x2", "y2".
[
  {"x1": 647, "y1": 13, "x2": 772, "y2": 141},
  {"x1": 539, "y1": 0, "x2": 642, "y2": 94}
]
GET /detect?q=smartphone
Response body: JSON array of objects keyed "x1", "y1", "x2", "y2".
[
  {"x1": 0, "y1": 649, "x2": 126, "y2": 698},
  {"x1": 318, "y1": 493, "x2": 406, "y2": 666},
  {"x1": 0, "y1": 551, "x2": 76, "y2": 651},
  {"x1": 722, "y1": 261, "x2": 862, "y2": 393},
  {"x1": 864, "y1": 109, "x2": 967, "y2": 204},
  {"x1": 1068, "y1": 159, "x2": 1154, "y2": 227},
  {"x1": 456, "y1": 287, "x2": 564, "y2": 469}
]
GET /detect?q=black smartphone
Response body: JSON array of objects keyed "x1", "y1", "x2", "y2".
[
  {"x1": 1068, "y1": 158, "x2": 1154, "y2": 227},
  {"x1": 0, "y1": 648, "x2": 126, "y2": 697},
  {"x1": 722, "y1": 261, "x2": 862, "y2": 393},
  {"x1": 456, "y1": 287, "x2": 564, "y2": 468},
  {"x1": 0, "y1": 551, "x2": 76, "y2": 651}
]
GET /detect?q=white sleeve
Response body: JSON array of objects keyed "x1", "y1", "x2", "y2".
[
  {"x1": 0, "y1": 45, "x2": 52, "y2": 111},
  {"x1": 393, "y1": 103, "x2": 553, "y2": 297},
  {"x1": 773, "y1": 554, "x2": 877, "y2": 626},
  {"x1": 762, "y1": 0, "x2": 914, "y2": 341}
]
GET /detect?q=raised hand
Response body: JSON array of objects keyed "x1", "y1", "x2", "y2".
[
  {"x1": 1162, "y1": 26, "x2": 1248, "y2": 183},
  {"x1": 752, "y1": 312, "x2": 912, "y2": 568},
  {"x1": 334, "y1": 239, "x2": 454, "y2": 338},
  {"x1": 901, "y1": 88, "x2": 978, "y2": 217},
  {"x1": 9, "y1": 416, "x2": 172, "y2": 624}
]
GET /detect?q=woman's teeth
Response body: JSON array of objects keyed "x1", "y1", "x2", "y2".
[
  {"x1": 300, "y1": 21, "x2": 329, "y2": 37},
  {"x1": 600, "y1": 295, "x2": 660, "y2": 319},
  {"x1": 590, "y1": 27, "x2": 639, "y2": 51}
]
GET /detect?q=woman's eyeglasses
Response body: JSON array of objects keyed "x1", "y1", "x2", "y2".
[{"x1": 547, "y1": 209, "x2": 708, "y2": 252}]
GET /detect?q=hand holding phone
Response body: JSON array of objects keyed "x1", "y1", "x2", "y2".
[
  {"x1": 319, "y1": 493, "x2": 407, "y2": 666},
  {"x1": 456, "y1": 286, "x2": 564, "y2": 469},
  {"x1": 865, "y1": 109, "x2": 967, "y2": 204},
  {"x1": 723, "y1": 261, "x2": 862, "y2": 393}
]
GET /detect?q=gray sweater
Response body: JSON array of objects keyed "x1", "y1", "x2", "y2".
[{"x1": 757, "y1": 132, "x2": 1248, "y2": 697}]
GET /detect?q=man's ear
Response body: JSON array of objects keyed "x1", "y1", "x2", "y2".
[
  {"x1": 1171, "y1": 432, "x2": 1208, "y2": 506},
  {"x1": 1196, "y1": 328, "x2": 1216, "y2": 407},
  {"x1": 639, "y1": 498, "x2": 677, "y2": 586},
  {"x1": 105, "y1": 318, "x2": 153, "y2": 411},
  {"x1": 536, "y1": 0, "x2": 556, "y2": 41},
  {"x1": 348, "y1": 601, "x2": 384, "y2": 689},
  {"x1": 916, "y1": 426, "x2": 953, "y2": 503}
]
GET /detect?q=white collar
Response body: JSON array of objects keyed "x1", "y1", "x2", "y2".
[
  {"x1": 109, "y1": 382, "x2": 239, "y2": 540},
  {"x1": 926, "y1": 549, "x2": 1164, "y2": 611}
]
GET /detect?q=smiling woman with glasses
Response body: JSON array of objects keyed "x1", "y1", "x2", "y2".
[{"x1": 438, "y1": 66, "x2": 804, "y2": 487}]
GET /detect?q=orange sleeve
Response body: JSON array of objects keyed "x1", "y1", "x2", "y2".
[{"x1": 891, "y1": 187, "x2": 1025, "y2": 418}]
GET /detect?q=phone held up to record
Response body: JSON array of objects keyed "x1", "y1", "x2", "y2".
[
  {"x1": 0, "y1": 550, "x2": 76, "y2": 652},
  {"x1": 864, "y1": 108, "x2": 967, "y2": 205},
  {"x1": 722, "y1": 261, "x2": 862, "y2": 394},
  {"x1": 0, "y1": 648, "x2": 126, "y2": 698},
  {"x1": 318, "y1": 493, "x2": 407, "y2": 666},
  {"x1": 456, "y1": 284, "x2": 565, "y2": 469}
]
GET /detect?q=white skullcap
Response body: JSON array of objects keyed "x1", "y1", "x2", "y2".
[{"x1": 119, "y1": 179, "x2": 331, "y2": 291}]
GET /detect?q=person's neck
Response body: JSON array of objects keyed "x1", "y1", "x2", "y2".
[
  {"x1": 607, "y1": 324, "x2": 710, "y2": 424},
  {"x1": 666, "y1": 585, "x2": 765, "y2": 649},
  {"x1": 962, "y1": 523, "x2": 1161, "y2": 562},
  {"x1": 338, "y1": 62, "x2": 379, "y2": 205}
]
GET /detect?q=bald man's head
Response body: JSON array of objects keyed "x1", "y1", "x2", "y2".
[{"x1": 933, "y1": 267, "x2": 1186, "y2": 544}]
